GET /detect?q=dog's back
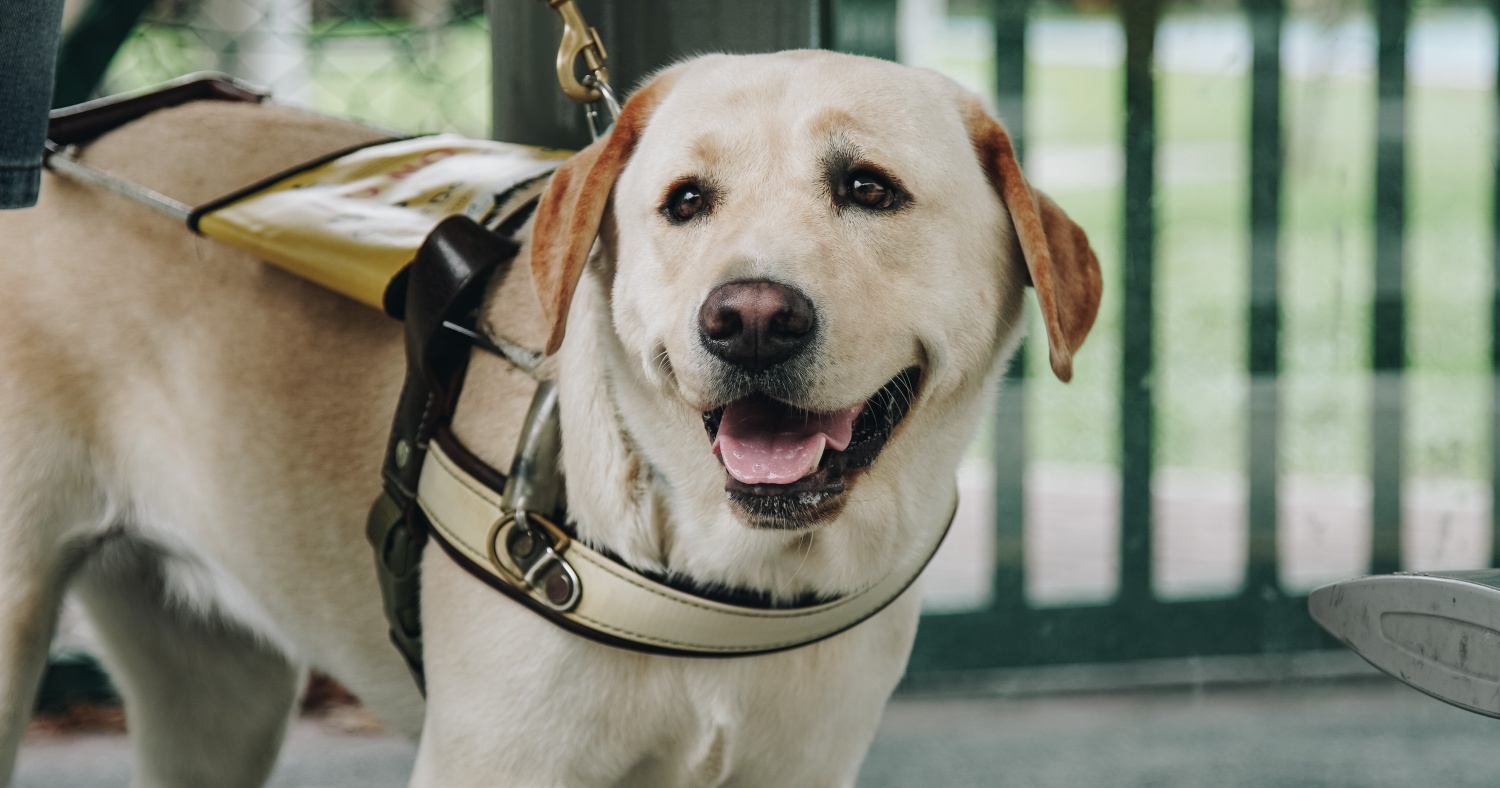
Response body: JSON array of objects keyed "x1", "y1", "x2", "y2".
[{"x1": 0, "y1": 102, "x2": 430, "y2": 782}]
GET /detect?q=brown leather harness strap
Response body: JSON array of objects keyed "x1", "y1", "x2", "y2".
[
  {"x1": 47, "y1": 74, "x2": 267, "y2": 152},
  {"x1": 366, "y1": 215, "x2": 521, "y2": 693}
]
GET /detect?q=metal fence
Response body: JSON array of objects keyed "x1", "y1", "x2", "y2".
[
  {"x1": 908, "y1": 0, "x2": 1500, "y2": 675},
  {"x1": 59, "y1": 0, "x2": 489, "y2": 136}
]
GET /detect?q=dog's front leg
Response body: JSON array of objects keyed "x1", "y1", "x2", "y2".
[
  {"x1": 0, "y1": 543, "x2": 70, "y2": 786},
  {"x1": 0, "y1": 442, "x2": 106, "y2": 785}
]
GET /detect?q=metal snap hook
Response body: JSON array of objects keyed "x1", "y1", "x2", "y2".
[
  {"x1": 535, "y1": 0, "x2": 620, "y2": 140},
  {"x1": 541, "y1": 0, "x2": 610, "y2": 104}
]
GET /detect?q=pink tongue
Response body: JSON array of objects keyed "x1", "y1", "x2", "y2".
[{"x1": 711, "y1": 397, "x2": 862, "y2": 485}]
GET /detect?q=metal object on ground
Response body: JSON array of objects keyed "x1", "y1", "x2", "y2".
[{"x1": 1310, "y1": 571, "x2": 1500, "y2": 718}]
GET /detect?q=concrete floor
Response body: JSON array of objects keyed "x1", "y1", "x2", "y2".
[
  {"x1": 863, "y1": 678, "x2": 1500, "y2": 788},
  {"x1": 14, "y1": 674, "x2": 1500, "y2": 788}
]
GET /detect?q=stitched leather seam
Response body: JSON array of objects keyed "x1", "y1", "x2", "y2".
[
  {"x1": 422, "y1": 506, "x2": 489, "y2": 566},
  {"x1": 432, "y1": 446, "x2": 505, "y2": 508},
  {"x1": 426, "y1": 502, "x2": 851, "y2": 650},
  {"x1": 567, "y1": 610, "x2": 856, "y2": 652},
  {"x1": 428, "y1": 447, "x2": 878, "y2": 621},
  {"x1": 567, "y1": 547, "x2": 862, "y2": 620},
  {"x1": 415, "y1": 392, "x2": 437, "y2": 449}
]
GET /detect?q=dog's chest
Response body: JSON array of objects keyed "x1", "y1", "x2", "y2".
[{"x1": 632, "y1": 620, "x2": 916, "y2": 786}]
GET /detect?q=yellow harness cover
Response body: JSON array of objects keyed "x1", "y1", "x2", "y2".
[{"x1": 191, "y1": 135, "x2": 569, "y2": 314}]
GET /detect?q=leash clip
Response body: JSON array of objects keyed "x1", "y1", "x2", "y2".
[
  {"x1": 536, "y1": 0, "x2": 621, "y2": 139},
  {"x1": 579, "y1": 75, "x2": 621, "y2": 140}
]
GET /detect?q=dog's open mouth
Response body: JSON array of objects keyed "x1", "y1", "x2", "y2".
[{"x1": 701, "y1": 366, "x2": 922, "y2": 526}]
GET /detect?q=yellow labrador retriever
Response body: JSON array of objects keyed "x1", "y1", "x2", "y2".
[{"x1": 0, "y1": 51, "x2": 1098, "y2": 786}]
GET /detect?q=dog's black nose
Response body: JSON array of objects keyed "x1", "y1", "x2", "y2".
[{"x1": 698, "y1": 280, "x2": 816, "y2": 372}]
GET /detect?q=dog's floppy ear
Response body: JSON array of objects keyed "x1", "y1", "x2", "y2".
[
  {"x1": 964, "y1": 101, "x2": 1103, "y2": 382},
  {"x1": 531, "y1": 74, "x2": 676, "y2": 355}
]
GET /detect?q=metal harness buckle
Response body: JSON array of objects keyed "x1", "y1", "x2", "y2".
[{"x1": 489, "y1": 510, "x2": 581, "y2": 612}]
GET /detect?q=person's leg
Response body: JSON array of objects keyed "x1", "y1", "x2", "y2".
[{"x1": 0, "y1": 0, "x2": 65, "y2": 209}]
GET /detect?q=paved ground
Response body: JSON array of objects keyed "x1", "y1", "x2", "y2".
[
  {"x1": 15, "y1": 673, "x2": 1500, "y2": 788},
  {"x1": 16, "y1": 716, "x2": 412, "y2": 788},
  {"x1": 863, "y1": 678, "x2": 1500, "y2": 788}
]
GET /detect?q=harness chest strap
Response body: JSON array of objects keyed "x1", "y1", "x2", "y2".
[{"x1": 416, "y1": 438, "x2": 957, "y2": 655}]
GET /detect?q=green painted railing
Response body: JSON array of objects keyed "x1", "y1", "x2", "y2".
[{"x1": 904, "y1": 0, "x2": 1452, "y2": 675}]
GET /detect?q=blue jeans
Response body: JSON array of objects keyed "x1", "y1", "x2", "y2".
[{"x1": 0, "y1": 0, "x2": 65, "y2": 209}]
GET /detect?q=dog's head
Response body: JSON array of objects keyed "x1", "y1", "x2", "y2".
[{"x1": 531, "y1": 51, "x2": 1100, "y2": 533}]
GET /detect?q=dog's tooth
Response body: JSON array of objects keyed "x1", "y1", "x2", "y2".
[{"x1": 807, "y1": 436, "x2": 827, "y2": 475}]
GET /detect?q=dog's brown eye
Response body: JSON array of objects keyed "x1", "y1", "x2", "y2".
[
  {"x1": 845, "y1": 170, "x2": 898, "y2": 210},
  {"x1": 665, "y1": 183, "x2": 709, "y2": 223}
]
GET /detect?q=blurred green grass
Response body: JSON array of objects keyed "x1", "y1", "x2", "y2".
[{"x1": 105, "y1": 11, "x2": 1494, "y2": 482}]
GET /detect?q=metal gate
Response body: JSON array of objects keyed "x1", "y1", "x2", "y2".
[{"x1": 908, "y1": 0, "x2": 1500, "y2": 675}]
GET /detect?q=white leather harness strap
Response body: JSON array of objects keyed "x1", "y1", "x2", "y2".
[{"x1": 417, "y1": 440, "x2": 956, "y2": 655}]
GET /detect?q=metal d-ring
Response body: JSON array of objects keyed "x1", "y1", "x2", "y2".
[
  {"x1": 522, "y1": 545, "x2": 582, "y2": 612},
  {"x1": 488, "y1": 510, "x2": 581, "y2": 612}
]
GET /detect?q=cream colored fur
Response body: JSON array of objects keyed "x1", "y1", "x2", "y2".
[{"x1": 0, "y1": 51, "x2": 1094, "y2": 787}]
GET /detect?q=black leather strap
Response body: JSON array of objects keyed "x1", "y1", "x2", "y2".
[
  {"x1": 367, "y1": 214, "x2": 520, "y2": 693},
  {"x1": 385, "y1": 214, "x2": 518, "y2": 498}
]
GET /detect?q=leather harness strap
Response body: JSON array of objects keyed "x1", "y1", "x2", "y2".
[
  {"x1": 418, "y1": 436, "x2": 958, "y2": 656},
  {"x1": 367, "y1": 214, "x2": 519, "y2": 693}
]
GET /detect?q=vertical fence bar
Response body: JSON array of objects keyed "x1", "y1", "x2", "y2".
[
  {"x1": 1370, "y1": 0, "x2": 1408, "y2": 575},
  {"x1": 1245, "y1": 0, "x2": 1284, "y2": 602},
  {"x1": 832, "y1": 0, "x2": 900, "y2": 60},
  {"x1": 1119, "y1": 0, "x2": 1162, "y2": 604},
  {"x1": 994, "y1": 0, "x2": 1029, "y2": 145},
  {"x1": 990, "y1": 0, "x2": 1030, "y2": 610},
  {"x1": 1491, "y1": 0, "x2": 1500, "y2": 569}
]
